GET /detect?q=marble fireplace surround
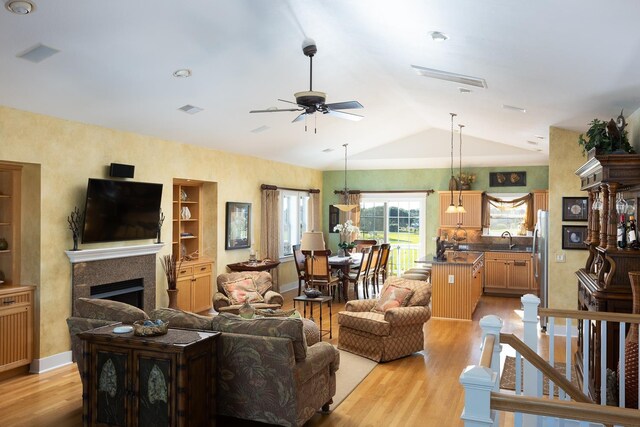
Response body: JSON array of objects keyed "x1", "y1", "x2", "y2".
[{"x1": 66, "y1": 244, "x2": 163, "y2": 316}]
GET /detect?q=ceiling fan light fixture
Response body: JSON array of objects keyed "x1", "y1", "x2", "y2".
[{"x1": 5, "y1": 1, "x2": 34, "y2": 14}]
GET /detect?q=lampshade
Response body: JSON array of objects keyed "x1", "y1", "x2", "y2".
[
  {"x1": 300, "y1": 231, "x2": 325, "y2": 251},
  {"x1": 445, "y1": 204, "x2": 458, "y2": 213}
]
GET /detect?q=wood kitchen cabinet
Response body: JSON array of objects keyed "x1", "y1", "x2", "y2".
[
  {"x1": 0, "y1": 285, "x2": 34, "y2": 373},
  {"x1": 176, "y1": 259, "x2": 213, "y2": 314},
  {"x1": 533, "y1": 189, "x2": 549, "y2": 214},
  {"x1": 438, "y1": 191, "x2": 483, "y2": 228},
  {"x1": 79, "y1": 325, "x2": 219, "y2": 427},
  {"x1": 483, "y1": 251, "x2": 533, "y2": 296}
]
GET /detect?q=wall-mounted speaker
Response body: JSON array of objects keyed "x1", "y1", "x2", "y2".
[{"x1": 109, "y1": 163, "x2": 135, "y2": 178}]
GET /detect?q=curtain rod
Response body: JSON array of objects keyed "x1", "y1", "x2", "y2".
[
  {"x1": 333, "y1": 189, "x2": 434, "y2": 195},
  {"x1": 262, "y1": 184, "x2": 320, "y2": 194}
]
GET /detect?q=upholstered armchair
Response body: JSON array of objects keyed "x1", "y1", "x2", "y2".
[
  {"x1": 214, "y1": 271, "x2": 284, "y2": 313},
  {"x1": 337, "y1": 276, "x2": 432, "y2": 362}
]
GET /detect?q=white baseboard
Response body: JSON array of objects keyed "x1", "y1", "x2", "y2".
[
  {"x1": 279, "y1": 281, "x2": 298, "y2": 294},
  {"x1": 30, "y1": 351, "x2": 73, "y2": 374}
]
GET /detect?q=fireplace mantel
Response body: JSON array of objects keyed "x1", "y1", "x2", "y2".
[{"x1": 65, "y1": 243, "x2": 164, "y2": 264}]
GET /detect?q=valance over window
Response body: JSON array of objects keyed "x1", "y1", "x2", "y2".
[{"x1": 482, "y1": 193, "x2": 534, "y2": 231}]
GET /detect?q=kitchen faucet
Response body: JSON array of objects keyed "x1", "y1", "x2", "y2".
[{"x1": 501, "y1": 231, "x2": 515, "y2": 249}]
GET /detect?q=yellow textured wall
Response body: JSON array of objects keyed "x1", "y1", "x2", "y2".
[
  {"x1": 548, "y1": 127, "x2": 586, "y2": 309},
  {"x1": 1, "y1": 105, "x2": 322, "y2": 358}
]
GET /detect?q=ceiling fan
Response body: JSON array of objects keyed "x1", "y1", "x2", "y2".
[{"x1": 250, "y1": 39, "x2": 364, "y2": 131}]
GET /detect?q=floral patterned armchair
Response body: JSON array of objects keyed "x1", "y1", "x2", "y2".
[{"x1": 214, "y1": 271, "x2": 283, "y2": 313}]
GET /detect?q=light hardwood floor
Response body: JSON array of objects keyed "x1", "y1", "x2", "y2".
[{"x1": 0, "y1": 292, "x2": 543, "y2": 427}]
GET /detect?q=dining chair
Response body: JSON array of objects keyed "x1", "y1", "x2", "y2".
[
  {"x1": 376, "y1": 243, "x2": 391, "y2": 284},
  {"x1": 364, "y1": 245, "x2": 382, "y2": 297},
  {"x1": 302, "y1": 249, "x2": 341, "y2": 299},
  {"x1": 347, "y1": 247, "x2": 372, "y2": 300},
  {"x1": 353, "y1": 239, "x2": 377, "y2": 253},
  {"x1": 292, "y1": 244, "x2": 306, "y2": 296}
]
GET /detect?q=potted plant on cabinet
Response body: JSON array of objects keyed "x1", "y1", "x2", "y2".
[{"x1": 578, "y1": 111, "x2": 635, "y2": 156}]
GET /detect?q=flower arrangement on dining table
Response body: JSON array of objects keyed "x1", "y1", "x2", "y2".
[{"x1": 333, "y1": 219, "x2": 360, "y2": 252}]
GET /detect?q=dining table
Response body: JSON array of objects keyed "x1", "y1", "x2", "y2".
[{"x1": 328, "y1": 252, "x2": 362, "y2": 302}]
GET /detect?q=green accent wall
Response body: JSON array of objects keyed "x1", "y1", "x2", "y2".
[{"x1": 322, "y1": 166, "x2": 549, "y2": 252}]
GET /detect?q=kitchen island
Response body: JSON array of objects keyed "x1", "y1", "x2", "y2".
[{"x1": 418, "y1": 251, "x2": 484, "y2": 320}]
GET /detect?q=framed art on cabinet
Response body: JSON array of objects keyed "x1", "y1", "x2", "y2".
[
  {"x1": 562, "y1": 225, "x2": 587, "y2": 250},
  {"x1": 562, "y1": 197, "x2": 588, "y2": 221},
  {"x1": 225, "y1": 202, "x2": 251, "y2": 250}
]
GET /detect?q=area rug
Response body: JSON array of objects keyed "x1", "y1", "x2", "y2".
[
  {"x1": 331, "y1": 349, "x2": 377, "y2": 410},
  {"x1": 500, "y1": 356, "x2": 578, "y2": 396}
]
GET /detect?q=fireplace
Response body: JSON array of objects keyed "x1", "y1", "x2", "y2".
[
  {"x1": 66, "y1": 244, "x2": 163, "y2": 316},
  {"x1": 90, "y1": 278, "x2": 144, "y2": 309}
]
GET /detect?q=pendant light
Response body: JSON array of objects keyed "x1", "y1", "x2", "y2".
[
  {"x1": 445, "y1": 113, "x2": 458, "y2": 214},
  {"x1": 456, "y1": 123, "x2": 467, "y2": 213},
  {"x1": 334, "y1": 143, "x2": 357, "y2": 212}
]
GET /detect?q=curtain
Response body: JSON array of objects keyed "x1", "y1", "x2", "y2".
[
  {"x1": 261, "y1": 188, "x2": 280, "y2": 290},
  {"x1": 482, "y1": 193, "x2": 534, "y2": 231},
  {"x1": 309, "y1": 192, "x2": 321, "y2": 232}
]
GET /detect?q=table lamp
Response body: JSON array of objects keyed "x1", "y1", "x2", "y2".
[{"x1": 300, "y1": 231, "x2": 325, "y2": 294}]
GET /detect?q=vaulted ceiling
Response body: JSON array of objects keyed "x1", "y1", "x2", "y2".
[{"x1": 1, "y1": 0, "x2": 639, "y2": 170}]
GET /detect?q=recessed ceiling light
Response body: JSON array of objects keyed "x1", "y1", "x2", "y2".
[
  {"x1": 502, "y1": 104, "x2": 527, "y2": 113},
  {"x1": 178, "y1": 104, "x2": 202, "y2": 115},
  {"x1": 429, "y1": 31, "x2": 449, "y2": 42},
  {"x1": 322, "y1": 148, "x2": 334, "y2": 153},
  {"x1": 411, "y1": 65, "x2": 488, "y2": 88},
  {"x1": 535, "y1": 135, "x2": 545, "y2": 140},
  {"x1": 526, "y1": 140, "x2": 539, "y2": 146},
  {"x1": 173, "y1": 69, "x2": 191, "y2": 78},
  {"x1": 5, "y1": 1, "x2": 34, "y2": 14},
  {"x1": 458, "y1": 87, "x2": 472, "y2": 94}
]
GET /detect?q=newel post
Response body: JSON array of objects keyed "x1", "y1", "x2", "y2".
[
  {"x1": 459, "y1": 366, "x2": 498, "y2": 427},
  {"x1": 479, "y1": 315, "x2": 503, "y2": 378},
  {"x1": 521, "y1": 294, "x2": 541, "y2": 427}
]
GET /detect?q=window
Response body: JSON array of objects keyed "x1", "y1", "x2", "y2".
[
  {"x1": 280, "y1": 191, "x2": 309, "y2": 258},
  {"x1": 359, "y1": 194, "x2": 426, "y2": 275},
  {"x1": 486, "y1": 193, "x2": 528, "y2": 236}
]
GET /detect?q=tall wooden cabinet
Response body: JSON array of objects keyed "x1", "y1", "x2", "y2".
[
  {"x1": 172, "y1": 180, "x2": 213, "y2": 313},
  {"x1": 438, "y1": 191, "x2": 483, "y2": 228},
  {"x1": 574, "y1": 151, "x2": 640, "y2": 401},
  {"x1": 0, "y1": 163, "x2": 21, "y2": 285}
]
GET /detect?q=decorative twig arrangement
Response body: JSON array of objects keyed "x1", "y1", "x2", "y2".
[
  {"x1": 67, "y1": 207, "x2": 83, "y2": 250},
  {"x1": 161, "y1": 254, "x2": 182, "y2": 291}
]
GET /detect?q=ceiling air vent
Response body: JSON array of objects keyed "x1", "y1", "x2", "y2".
[
  {"x1": 411, "y1": 65, "x2": 487, "y2": 89},
  {"x1": 17, "y1": 43, "x2": 59, "y2": 63},
  {"x1": 178, "y1": 105, "x2": 203, "y2": 115}
]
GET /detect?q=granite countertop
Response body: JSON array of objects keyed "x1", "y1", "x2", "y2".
[
  {"x1": 457, "y1": 243, "x2": 533, "y2": 253},
  {"x1": 417, "y1": 251, "x2": 484, "y2": 265}
]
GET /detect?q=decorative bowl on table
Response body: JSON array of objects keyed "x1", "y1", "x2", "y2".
[
  {"x1": 304, "y1": 288, "x2": 322, "y2": 298},
  {"x1": 133, "y1": 319, "x2": 169, "y2": 337}
]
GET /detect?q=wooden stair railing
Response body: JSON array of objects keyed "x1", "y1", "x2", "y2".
[
  {"x1": 490, "y1": 393, "x2": 640, "y2": 426},
  {"x1": 499, "y1": 333, "x2": 590, "y2": 403}
]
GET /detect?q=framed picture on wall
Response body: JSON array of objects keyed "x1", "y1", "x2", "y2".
[
  {"x1": 562, "y1": 225, "x2": 587, "y2": 250},
  {"x1": 225, "y1": 202, "x2": 251, "y2": 250},
  {"x1": 562, "y1": 197, "x2": 588, "y2": 221},
  {"x1": 329, "y1": 205, "x2": 340, "y2": 233},
  {"x1": 489, "y1": 171, "x2": 527, "y2": 187}
]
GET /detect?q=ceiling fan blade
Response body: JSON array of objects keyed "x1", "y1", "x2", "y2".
[
  {"x1": 292, "y1": 112, "x2": 307, "y2": 123},
  {"x1": 278, "y1": 98, "x2": 304, "y2": 107},
  {"x1": 325, "y1": 109, "x2": 364, "y2": 121},
  {"x1": 250, "y1": 108, "x2": 302, "y2": 113},
  {"x1": 324, "y1": 101, "x2": 363, "y2": 110}
]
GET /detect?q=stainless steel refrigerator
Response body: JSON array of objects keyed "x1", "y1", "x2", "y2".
[{"x1": 533, "y1": 209, "x2": 549, "y2": 331}]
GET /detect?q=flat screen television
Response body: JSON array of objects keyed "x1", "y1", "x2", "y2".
[{"x1": 82, "y1": 178, "x2": 163, "y2": 244}]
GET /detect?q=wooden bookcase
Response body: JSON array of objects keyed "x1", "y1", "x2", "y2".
[
  {"x1": 172, "y1": 179, "x2": 213, "y2": 313},
  {"x1": 0, "y1": 163, "x2": 21, "y2": 286}
]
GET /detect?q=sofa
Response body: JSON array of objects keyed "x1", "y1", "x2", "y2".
[
  {"x1": 67, "y1": 298, "x2": 339, "y2": 427},
  {"x1": 337, "y1": 276, "x2": 432, "y2": 362},
  {"x1": 214, "y1": 271, "x2": 284, "y2": 313}
]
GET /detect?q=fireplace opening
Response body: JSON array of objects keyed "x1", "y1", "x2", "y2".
[{"x1": 90, "y1": 278, "x2": 144, "y2": 309}]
